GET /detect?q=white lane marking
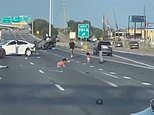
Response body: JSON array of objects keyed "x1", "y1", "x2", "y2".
[
  {"x1": 105, "y1": 58, "x2": 154, "y2": 70},
  {"x1": 82, "y1": 63, "x2": 86, "y2": 65},
  {"x1": 101, "y1": 79, "x2": 118, "y2": 87},
  {"x1": 47, "y1": 69, "x2": 63, "y2": 73},
  {"x1": 56, "y1": 48, "x2": 154, "y2": 70},
  {"x1": 37, "y1": 56, "x2": 40, "y2": 59},
  {"x1": 67, "y1": 60, "x2": 71, "y2": 63},
  {"x1": 142, "y1": 82, "x2": 152, "y2": 86},
  {"x1": 25, "y1": 58, "x2": 28, "y2": 60},
  {"x1": 113, "y1": 50, "x2": 144, "y2": 56},
  {"x1": 113, "y1": 54, "x2": 154, "y2": 68},
  {"x1": 55, "y1": 84, "x2": 65, "y2": 91},
  {"x1": 76, "y1": 61, "x2": 80, "y2": 63},
  {"x1": 70, "y1": 59, "x2": 74, "y2": 62},
  {"x1": 110, "y1": 72, "x2": 116, "y2": 75},
  {"x1": 113, "y1": 49, "x2": 154, "y2": 57},
  {"x1": 0, "y1": 65, "x2": 8, "y2": 68},
  {"x1": 104, "y1": 73, "x2": 119, "y2": 79},
  {"x1": 89, "y1": 65, "x2": 95, "y2": 68},
  {"x1": 0, "y1": 77, "x2": 2, "y2": 80},
  {"x1": 123, "y1": 76, "x2": 132, "y2": 79},
  {"x1": 30, "y1": 62, "x2": 34, "y2": 65},
  {"x1": 98, "y1": 68, "x2": 103, "y2": 71},
  {"x1": 38, "y1": 70, "x2": 45, "y2": 74}
]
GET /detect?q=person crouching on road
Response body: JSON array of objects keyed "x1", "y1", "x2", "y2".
[
  {"x1": 86, "y1": 52, "x2": 91, "y2": 64},
  {"x1": 57, "y1": 58, "x2": 67, "y2": 68}
]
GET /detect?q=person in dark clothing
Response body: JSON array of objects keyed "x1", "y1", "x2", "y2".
[
  {"x1": 69, "y1": 40, "x2": 75, "y2": 58},
  {"x1": 97, "y1": 41, "x2": 104, "y2": 63}
]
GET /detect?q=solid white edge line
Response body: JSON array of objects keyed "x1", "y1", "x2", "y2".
[
  {"x1": 105, "y1": 58, "x2": 154, "y2": 70},
  {"x1": 113, "y1": 54, "x2": 154, "y2": 68},
  {"x1": 102, "y1": 80, "x2": 118, "y2": 87},
  {"x1": 55, "y1": 84, "x2": 65, "y2": 91},
  {"x1": 113, "y1": 49, "x2": 154, "y2": 57},
  {"x1": 38, "y1": 70, "x2": 45, "y2": 74}
]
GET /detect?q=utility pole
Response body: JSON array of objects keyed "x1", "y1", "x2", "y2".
[
  {"x1": 49, "y1": 0, "x2": 52, "y2": 37},
  {"x1": 144, "y1": 5, "x2": 146, "y2": 40},
  {"x1": 62, "y1": 0, "x2": 67, "y2": 33},
  {"x1": 32, "y1": 20, "x2": 34, "y2": 35},
  {"x1": 52, "y1": 0, "x2": 54, "y2": 34}
]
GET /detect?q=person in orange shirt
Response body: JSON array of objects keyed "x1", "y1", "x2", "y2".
[{"x1": 57, "y1": 58, "x2": 67, "y2": 68}]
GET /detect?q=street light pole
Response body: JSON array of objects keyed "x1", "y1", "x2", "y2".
[
  {"x1": 32, "y1": 20, "x2": 34, "y2": 35},
  {"x1": 49, "y1": 0, "x2": 52, "y2": 37}
]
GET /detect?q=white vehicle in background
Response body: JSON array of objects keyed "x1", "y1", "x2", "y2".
[{"x1": 0, "y1": 40, "x2": 35, "y2": 56}]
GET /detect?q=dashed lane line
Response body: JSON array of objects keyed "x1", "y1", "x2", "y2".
[
  {"x1": 54, "y1": 84, "x2": 65, "y2": 91},
  {"x1": 141, "y1": 82, "x2": 152, "y2": 86},
  {"x1": 89, "y1": 65, "x2": 95, "y2": 68},
  {"x1": 123, "y1": 76, "x2": 132, "y2": 79},
  {"x1": 98, "y1": 68, "x2": 103, "y2": 71},
  {"x1": 104, "y1": 73, "x2": 119, "y2": 79},
  {"x1": 30, "y1": 62, "x2": 34, "y2": 65},
  {"x1": 38, "y1": 70, "x2": 45, "y2": 74}
]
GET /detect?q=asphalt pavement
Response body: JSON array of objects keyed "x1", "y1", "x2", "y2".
[{"x1": 0, "y1": 31, "x2": 154, "y2": 115}]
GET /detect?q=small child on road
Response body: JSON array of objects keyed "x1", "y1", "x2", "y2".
[
  {"x1": 86, "y1": 52, "x2": 91, "y2": 64},
  {"x1": 57, "y1": 58, "x2": 67, "y2": 68}
]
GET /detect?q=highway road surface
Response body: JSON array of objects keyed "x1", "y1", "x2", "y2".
[{"x1": 0, "y1": 31, "x2": 154, "y2": 115}]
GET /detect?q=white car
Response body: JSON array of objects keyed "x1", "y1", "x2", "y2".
[{"x1": 0, "y1": 40, "x2": 35, "y2": 56}]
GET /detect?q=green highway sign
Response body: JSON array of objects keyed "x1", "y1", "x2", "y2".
[
  {"x1": 78, "y1": 24, "x2": 90, "y2": 39},
  {"x1": 12, "y1": 17, "x2": 21, "y2": 23},
  {"x1": 0, "y1": 16, "x2": 31, "y2": 24},
  {"x1": 1, "y1": 17, "x2": 12, "y2": 24},
  {"x1": 21, "y1": 16, "x2": 31, "y2": 22}
]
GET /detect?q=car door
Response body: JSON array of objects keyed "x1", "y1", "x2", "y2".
[
  {"x1": 4, "y1": 40, "x2": 17, "y2": 55},
  {"x1": 17, "y1": 40, "x2": 28, "y2": 54}
]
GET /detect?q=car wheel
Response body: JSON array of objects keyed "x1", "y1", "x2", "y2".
[
  {"x1": 0, "y1": 48, "x2": 6, "y2": 59},
  {"x1": 25, "y1": 49, "x2": 32, "y2": 56}
]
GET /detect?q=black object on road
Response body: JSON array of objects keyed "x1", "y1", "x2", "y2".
[{"x1": 96, "y1": 99, "x2": 103, "y2": 105}]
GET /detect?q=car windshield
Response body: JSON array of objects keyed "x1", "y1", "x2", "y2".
[
  {"x1": 0, "y1": 0, "x2": 154, "y2": 115},
  {"x1": 101, "y1": 42, "x2": 111, "y2": 45}
]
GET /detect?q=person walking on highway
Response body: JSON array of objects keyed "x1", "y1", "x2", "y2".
[
  {"x1": 97, "y1": 40, "x2": 104, "y2": 63},
  {"x1": 69, "y1": 39, "x2": 75, "y2": 58}
]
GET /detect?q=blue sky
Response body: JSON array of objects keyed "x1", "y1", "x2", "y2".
[{"x1": 0, "y1": 0, "x2": 154, "y2": 28}]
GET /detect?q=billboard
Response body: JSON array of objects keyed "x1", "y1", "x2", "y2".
[{"x1": 130, "y1": 15, "x2": 146, "y2": 22}]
